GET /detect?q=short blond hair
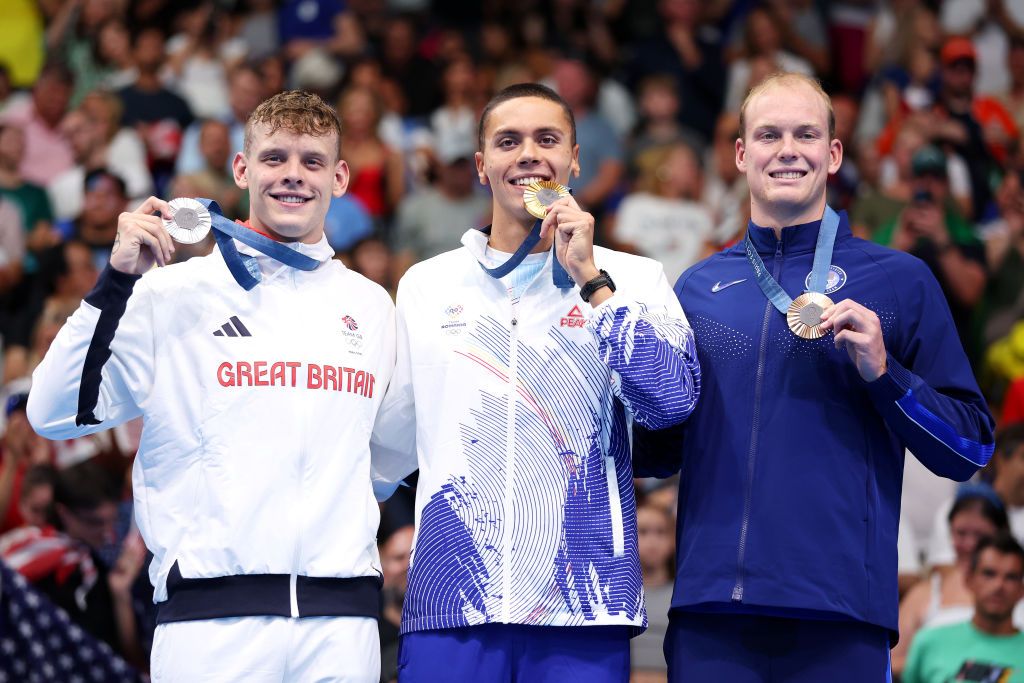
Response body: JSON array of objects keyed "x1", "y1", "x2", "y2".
[
  {"x1": 244, "y1": 90, "x2": 342, "y2": 159},
  {"x1": 738, "y1": 72, "x2": 834, "y2": 141}
]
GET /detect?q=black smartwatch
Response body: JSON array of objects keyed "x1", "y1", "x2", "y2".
[{"x1": 579, "y1": 269, "x2": 616, "y2": 302}]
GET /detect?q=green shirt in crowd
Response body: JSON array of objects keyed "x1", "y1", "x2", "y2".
[{"x1": 903, "y1": 621, "x2": 1024, "y2": 683}]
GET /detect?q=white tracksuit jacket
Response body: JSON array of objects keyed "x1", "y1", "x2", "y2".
[
  {"x1": 28, "y1": 235, "x2": 395, "y2": 624},
  {"x1": 371, "y1": 229, "x2": 702, "y2": 635}
]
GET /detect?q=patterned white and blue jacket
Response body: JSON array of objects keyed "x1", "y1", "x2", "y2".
[{"x1": 371, "y1": 228, "x2": 701, "y2": 635}]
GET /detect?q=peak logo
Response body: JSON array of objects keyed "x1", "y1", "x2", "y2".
[{"x1": 560, "y1": 305, "x2": 587, "y2": 328}]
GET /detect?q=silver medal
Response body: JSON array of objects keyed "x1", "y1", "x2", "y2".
[{"x1": 162, "y1": 197, "x2": 212, "y2": 244}]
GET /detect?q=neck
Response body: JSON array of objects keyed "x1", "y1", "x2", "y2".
[
  {"x1": 0, "y1": 167, "x2": 19, "y2": 186},
  {"x1": 751, "y1": 199, "x2": 826, "y2": 238},
  {"x1": 488, "y1": 211, "x2": 550, "y2": 254},
  {"x1": 643, "y1": 565, "x2": 670, "y2": 586},
  {"x1": 136, "y1": 71, "x2": 161, "y2": 90},
  {"x1": 972, "y1": 612, "x2": 1018, "y2": 636}
]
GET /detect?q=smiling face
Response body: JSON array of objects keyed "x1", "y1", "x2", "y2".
[
  {"x1": 475, "y1": 96, "x2": 580, "y2": 230},
  {"x1": 233, "y1": 124, "x2": 348, "y2": 243},
  {"x1": 737, "y1": 79, "x2": 842, "y2": 229}
]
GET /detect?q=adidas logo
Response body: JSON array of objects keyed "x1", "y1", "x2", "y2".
[
  {"x1": 213, "y1": 316, "x2": 252, "y2": 337},
  {"x1": 559, "y1": 305, "x2": 586, "y2": 328}
]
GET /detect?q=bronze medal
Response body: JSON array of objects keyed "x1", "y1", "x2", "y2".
[
  {"x1": 786, "y1": 292, "x2": 833, "y2": 339},
  {"x1": 523, "y1": 180, "x2": 570, "y2": 219}
]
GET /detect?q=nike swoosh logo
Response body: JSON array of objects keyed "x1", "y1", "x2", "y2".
[{"x1": 711, "y1": 279, "x2": 747, "y2": 293}]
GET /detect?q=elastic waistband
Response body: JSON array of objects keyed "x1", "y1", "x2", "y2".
[{"x1": 157, "y1": 561, "x2": 382, "y2": 624}]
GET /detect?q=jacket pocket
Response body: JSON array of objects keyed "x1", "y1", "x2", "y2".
[{"x1": 606, "y1": 455, "x2": 625, "y2": 557}]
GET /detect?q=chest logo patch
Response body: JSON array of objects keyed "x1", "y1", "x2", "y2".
[
  {"x1": 804, "y1": 265, "x2": 847, "y2": 295},
  {"x1": 340, "y1": 314, "x2": 364, "y2": 353},
  {"x1": 442, "y1": 303, "x2": 468, "y2": 336},
  {"x1": 560, "y1": 305, "x2": 587, "y2": 328}
]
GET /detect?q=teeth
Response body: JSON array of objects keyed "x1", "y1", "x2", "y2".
[
  {"x1": 276, "y1": 195, "x2": 308, "y2": 204},
  {"x1": 512, "y1": 177, "x2": 545, "y2": 186},
  {"x1": 771, "y1": 172, "x2": 804, "y2": 179}
]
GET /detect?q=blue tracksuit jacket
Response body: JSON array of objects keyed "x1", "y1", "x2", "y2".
[{"x1": 634, "y1": 212, "x2": 994, "y2": 635}]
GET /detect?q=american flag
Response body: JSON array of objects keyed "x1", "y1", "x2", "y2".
[{"x1": 0, "y1": 559, "x2": 143, "y2": 683}]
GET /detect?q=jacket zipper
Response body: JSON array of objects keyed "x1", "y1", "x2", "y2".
[
  {"x1": 732, "y1": 238, "x2": 783, "y2": 602},
  {"x1": 501, "y1": 299, "x2": 519, "y2": 623},
  {"x1": 290, "y1": 277, "x2": 306, "y2": 617}
]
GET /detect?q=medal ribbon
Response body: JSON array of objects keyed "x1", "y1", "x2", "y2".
[
  {"x1": 476, "y1": 219, "x2": 574, "y2": 288},
  {"x1": 194, "y1": 198, "x2": 321, "y2": 291},
  {"x1": 743, "y1": 205, "x2": 840, "y2": 314}
]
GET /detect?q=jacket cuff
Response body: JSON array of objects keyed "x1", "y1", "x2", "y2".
[
  {"x1": 865, "y1": 353, "x2": 915, "y2": 404},
  {"x1": 84, "y1": 265, "x2": 142, "y2": 310}
]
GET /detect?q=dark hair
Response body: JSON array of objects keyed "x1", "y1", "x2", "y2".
[
  {"x1": 84, "y1": 168, "x2": 127, "y2": 196},
  {"x1": 948, "y1": 489, "x2": 1010, "y2": 532},
  {"x1": 477, "y1": 83, "x2": 576, "y2": 151},
  {"x1": 36, "y1": 60, "x2": 74, "y2": 88},
  {"x1": 996, "y1": 422, "x2": 1024, "y2": 461},
  {"x1": 970, "y1": 531, "x2": 1024, "y2": 573},
  {"x1": 53, "y1": 460, "x2": 119, "y2": 514},
  {"x1": 21, "y1": 464, "x2": 57, "y2": 498}
]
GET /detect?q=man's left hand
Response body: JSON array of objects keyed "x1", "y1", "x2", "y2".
[{"x1": 819, "y1": 299, "x2": 888, "y2": 382}]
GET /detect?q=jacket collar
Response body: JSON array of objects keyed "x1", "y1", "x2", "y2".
[{"x1": 746, "y1": 209, "x2": 852, "y2": 256}]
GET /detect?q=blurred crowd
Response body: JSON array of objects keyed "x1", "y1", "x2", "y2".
[{"x1": 1, "y1": 0, "x2": 1024, "y2": 681}]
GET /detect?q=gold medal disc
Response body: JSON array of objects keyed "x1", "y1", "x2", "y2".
[
  {"x1": 523, "y1": 180, "x2": 570, "y2": 219},
  {"x1": 787, "y1": 292, "x2": 834, "y2": 339}
]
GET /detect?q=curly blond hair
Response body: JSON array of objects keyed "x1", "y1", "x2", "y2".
[{"x1": 244, "y1": 90, "x2": 343, "y2": 159}]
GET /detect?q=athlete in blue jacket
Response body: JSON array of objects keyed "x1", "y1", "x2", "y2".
[{"x1": 635, "y1": 73, "x2": 995, "y2": 682}]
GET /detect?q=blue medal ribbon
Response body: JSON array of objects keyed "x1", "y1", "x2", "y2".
[
  {"x1": 743, "y1": 205, "x2": 840, "y2": 314},
  {"x1": 193, "y1": 198, "x2": 321, "y2": 291},
  {"x1": 477, "y1": 219, "x2": 574, "y2": 289}
]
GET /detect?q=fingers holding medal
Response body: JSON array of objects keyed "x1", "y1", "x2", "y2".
[
  {"x1": 819, "y1": 299, "x2": 888, "y2": 382},
  {"x1": 111, "y1": 195, "x2": 177, "y2": 275}
]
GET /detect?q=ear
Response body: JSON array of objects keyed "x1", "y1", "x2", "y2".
[
  {"x1": 232, "y1": 151, "x2": 248, "y2": 190},
  {"x1": 571, "y1": 143, "x2": 581, "y2": 178},
  {"x1": 735, "y1": 137, "x2": 747, "y2": 174},
  {"x1": 475, "y1": 151, "x2": 488, "y2": 186},
  {"x1": 333, "y1": 159, "x2": 350, "y2": 197},
  {"x1": 828, "y1": 138, "x2": 843, "y2": 175}
]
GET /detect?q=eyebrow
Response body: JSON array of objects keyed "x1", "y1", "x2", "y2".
[
  {"x1": 490, "y1": 126, "x2": 565, "y2": 140},
  {"x1": 259, "y1": 147, "x2": 329, "y2": 160}
]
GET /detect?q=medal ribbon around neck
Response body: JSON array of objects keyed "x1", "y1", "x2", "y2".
[
  {"x1": 742, "y1": 205, "x2": 840, "y2": 338},
  {"x1": 476, "y1": 181, "x2": 574, "y2": 288},
  {"x1": 163, "y1": 197, "x2": 321, "y2": 291}
]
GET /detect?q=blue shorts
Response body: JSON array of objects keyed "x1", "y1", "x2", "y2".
[
  {"x1": 398, "y1": 624, "x2": 631, "y2": 683},
  {"x1": 665, "y1": 611, "x2": 892, "y2": 683}
]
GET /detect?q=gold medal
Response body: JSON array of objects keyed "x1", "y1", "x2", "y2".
[
  {"x1": 523, "y1": 180, "x2": 570, "y2": 219},
  {"x1": 787, "y1": 292, "x2": 833, "y2": 339}
]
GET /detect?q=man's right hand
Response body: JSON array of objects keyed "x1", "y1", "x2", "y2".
[{"x1": 110, "y1": 196, "x2": 176, "y2": 275}]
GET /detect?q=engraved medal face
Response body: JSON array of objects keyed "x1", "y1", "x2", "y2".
[
  {"x1": 162, "y1": 197, "x2": 212, "y2": 244},
  {"x1": 523, "y1": 180, "x2": 570, "y2": 219},
  {"x1": 787, "y1": 292, "x2": 834, "y2": 339}
]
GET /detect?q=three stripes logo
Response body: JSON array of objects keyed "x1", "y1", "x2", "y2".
[{"x1": 213, "y1": 316, "x2": 252, "y2": 337}]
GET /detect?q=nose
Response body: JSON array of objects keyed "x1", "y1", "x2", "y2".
[
  {"x1": 777, "y1": 133, "x2": 798, "y2": 160},
  {"x1": 517, "y1": 138, "x2": 540, "y2": 166},
  {"x1": 281, "y1": 157, "x2": 305, "y2": 185}
]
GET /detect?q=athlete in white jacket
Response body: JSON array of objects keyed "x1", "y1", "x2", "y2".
[
  {"x1": 371, "y1": 84, "x2": 702, "y2": 682},
  {"x1": 28, "y1": 92, "x2": 394, "y2": 682}
]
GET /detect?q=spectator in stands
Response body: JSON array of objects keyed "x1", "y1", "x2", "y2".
[
  {"x1": 337, "y1": 86, "x2": 404, "y2": 225},
  {"x1": 170, "y1": 119, "x2": 245, "y2": 220},
  {"x1": 893, "y1": 488, "x2": 1010, "y2": 676},
  {"x1": 631, "y1": 498, "x2": 675, "y2": 682},
  {"x1": 73, "y1": 169, "x2": 128, "y2": 270},
  {"x1": 903, "y1": 533, "x2": 1024, "y2": 683},
  {"x1": 380, "y1": 16, "x2": 439, "y2": 118},
  {"x1": 977, "y1": 169, "x2": 1024, "y2": 361},
  {"x1": 626, "y1": 0, "x2": 725, "y2": 142},
  {"x1": 116, "y1": 26, "x2": 194, "y2": 195},
  {"x1": 0, "y1": 459, "x2": 146, "y2": 667},
  {"x1": 48, "y1": 108, "x2": 106, "y2": 222},
  {"x1": 78, "y1": 90, "x2": 153, "y2": 204},
  {"x1": 629, "y1": 74, "x2": 704, "y2": 171},
  {"x1": 609, "y1": 141, "x2": 712, "y2": 282},
  {"x1": 94, "y1": 18, "x2": 138, "y2": 91},
  {"x1": 701, "y1": 111, "x2": 748, "y2": 246},
  {"x1": 0, "y1": 61, "x2": 75, "y2": 187},
  {"x1": 724, "y1": 6, "x2": 814, "y2": 113},
  {"x1": 392, "y1": 140, "x2": 490, "y2": 275},
  {"x1": 379, "y1": 525, "x2": 413, "y2": 683},
  {"x1": 13, "y1": 463, "x2": 56, "y2": 530},
  {"x1": 0, "y1": 122, "x2": 59, "y2": 261},
  {"x1": 874, "y1": 144, "x2": 986, "y2": 356},
  {"x1": 0, "y1": 393, "x2": 50, "y2": 534},
  {"x1": 430, "y1": 54, "x2": 480, "y2": 170},
  {"x1": 176, "y1": 63, "x2": 263, "y2": 177},
  {"x1": 932, "y1": 37, "x2": 1017, "y2": 220},
  {"x1": 553, "y1": 56, "x2": 625, "y2": 219},
  {"x1": 0, "y1": 196, "x2": 25, "y2": 296},
  {"x1": 348, "y1": 236, "x2": 396, "y2": 297}
]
